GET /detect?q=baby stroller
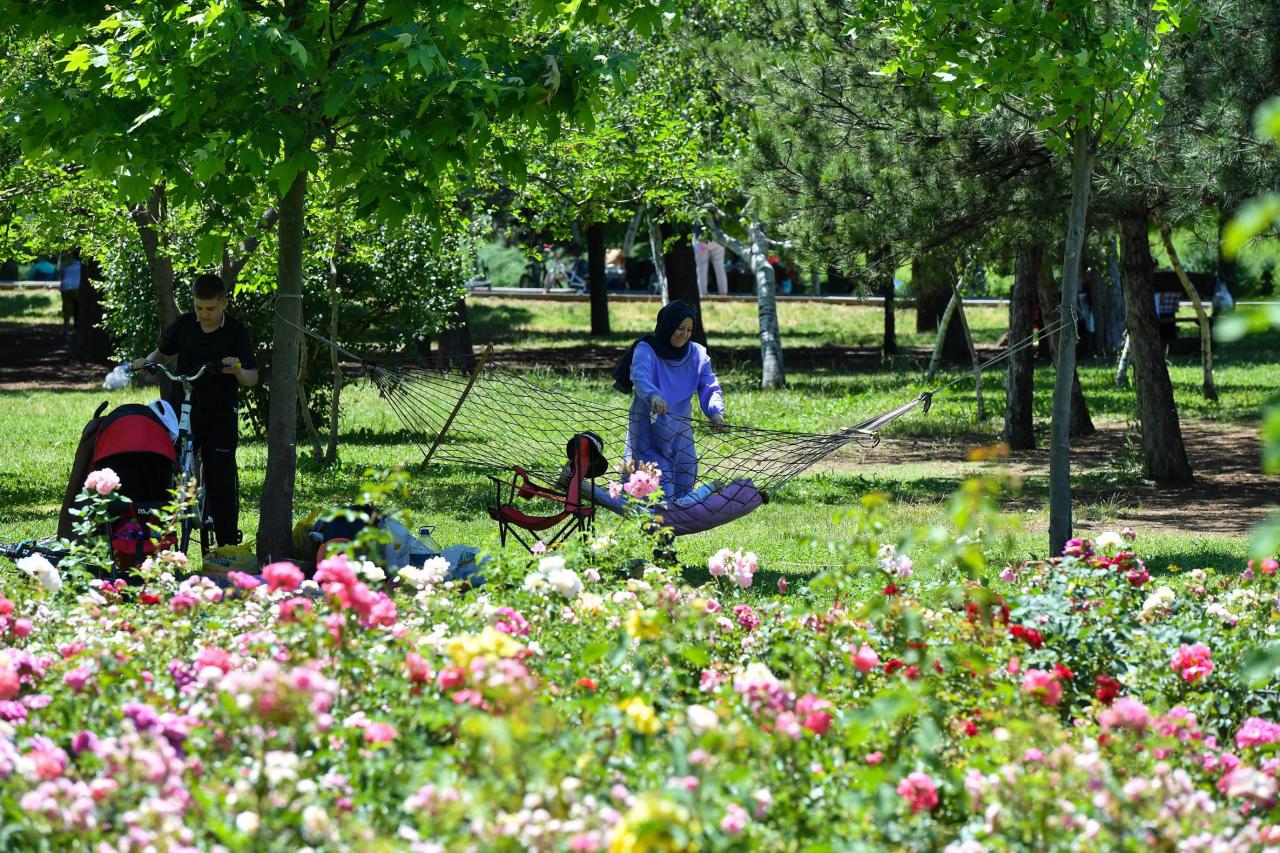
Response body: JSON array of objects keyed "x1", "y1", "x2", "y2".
[{"x1": 57, "y1": 401, "x2": 179, "y2": 569}]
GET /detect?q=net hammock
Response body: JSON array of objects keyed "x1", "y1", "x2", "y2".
[
  {"x1": 283, "y1": 309, "x2": 1070, "y2": 536},
  {"x1": 371, "y1": 355, "x2": 929, "y2": 533}
]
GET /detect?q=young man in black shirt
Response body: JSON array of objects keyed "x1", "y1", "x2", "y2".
[{"x1": 132, "y1": 274, "x2": 258, "y2": 546}]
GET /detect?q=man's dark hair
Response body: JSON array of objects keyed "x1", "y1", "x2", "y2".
[{"x1": 193, "y1": 273, "x2": 227, "y2": 301}]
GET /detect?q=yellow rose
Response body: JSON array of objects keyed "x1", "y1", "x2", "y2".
[
  {"x1": 609, "y1": 794, "x2": 697, "y2": 853},
  {"x1": 445, "y1": 626, "x2": 522, "y2": 668},
  {"x1": 625, "y1": 609, "x2": 663, "y2": 641},
  {"x1": 577, "y1": 592, "x2": 605, "y2": 614},
  {"x1": 619, "y1": 697, "x2": 660, "y2": 735}
]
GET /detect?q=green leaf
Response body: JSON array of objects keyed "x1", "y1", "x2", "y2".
[
  {"x1": 680, "y1": 645, "x2": 709, "y2": 667},
  {"x1": 1242, "y1": 643, "x2": 1280, "y2": 688},
  {"x1": 1222, "y1": 194, "x2": 1280, "y2": 259},
  {"x1": 581, "y1": 639, "x2": 612, "y2": 664},
  {"x1": 1255, "y1": 96, "x2": 1280, "y2": 143}
]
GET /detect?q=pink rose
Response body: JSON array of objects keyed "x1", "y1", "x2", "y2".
[
  {"x1": 277, "y1": 597, "x2": 314, "y2": 622},
  {"x1": 1099, "y1": 697, "x2": 1150, "y2": 733},
  {"x1": 720, "y1": 803, "x2": 749, "y2": 836},
  {"x1": 850, "y1": 644, "x2": 880, "y2": 674},
  {"x1": 363, "y1": 722, "x2": 397, "y2": 744},
  {"x1": 1236, "y1": 717, "x2": 1280, "y2": 750},
  {"x1": 796, "y1": 694, "x2": 833, "y2": 735},
  {"x1": 195, "y1": 647, "x2": 233, "y2": 673},
  {"x1": 708, "y1": 549, "x2": 733, "y2": 578},
  {"x1": 1171, "y1": 643, "x2": 1214, "y2": 684},
  {"x1": 897, "y1": 771, "x2": 940, "y2": 813},
  {"x1": 623, "y1": 469, "x2": 659, "y2": 500},
  {"x1": 1021, "y1": 668, "x2": 1063, "y2": 706},
  {"x1": 262, "y1": 562, "x2": 304, "y2": 593},
  {"x1": 227, "y1": 572, "x2": 261, "y2": 590},
  {"x1": 63, "y1": 668, "x2": 93, "y2": 693},
  {"x1": 83, "y1": 468, "x2": 120, "y2": 496}
]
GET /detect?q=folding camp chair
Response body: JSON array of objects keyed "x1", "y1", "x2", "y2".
[{"x1": 488, "y1": 433, "x2": 602, "y2": 552}]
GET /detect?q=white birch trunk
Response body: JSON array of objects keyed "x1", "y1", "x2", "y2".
[
  {"x1": 709, "y1": 219, "x2": 786, "y2": 389},
  {"x1": 1158, "y1": 219, "x2": 1218, "y2": 401},
  {"x1": 646, "y1": 211, "x2": 668, "y2": 304},
  {"x1": 1048, "y1": 125, "x2": 1093, "y2": 556}
]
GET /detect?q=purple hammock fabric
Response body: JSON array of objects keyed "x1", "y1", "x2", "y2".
[{"x1": 587, "y1": 478, "x2": 765, "y2": 536}]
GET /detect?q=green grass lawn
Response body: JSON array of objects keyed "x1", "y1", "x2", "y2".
[{"x1": 1, "y1": 290, "x2": 1274, "y2": 580}]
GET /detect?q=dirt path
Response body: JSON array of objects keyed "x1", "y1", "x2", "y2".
[
  {"x1": 824, "y1": 419, "x2": 1277, "y2": 537},
  {"x1": 0, "y1": 319, "x2": 106, "y2": 392}
]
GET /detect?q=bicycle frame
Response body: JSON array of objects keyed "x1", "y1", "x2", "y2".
[{"x1": 129, "y1": 360, "x2": 217, "y2": 554}]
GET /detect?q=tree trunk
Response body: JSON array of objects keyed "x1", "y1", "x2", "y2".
[
  {"x1": 708, "y1": 220, "x2": 784, "y2": 388},
  {"x1": 646, "y1": 212, "x2": 667, "y2": 301},
  {"x1": 1119, "y1": 211, "x2": 1193, "y2": 482},
  {"x1": 747, "y1": 222, "x2": 785, "y2": 389},
  {"x1": 1157, "y1": 218, "x2": 1218, "y2": 401},
  {"x1": 1115, "y1": 333, "x2": 1132, "y2": 387},
  {"x1": 129, "y1": 184, "x2": 180, "y2": 334},
  {"x1": 326, "y1": 249, "x2": 342, "y2": 465},
  {"x1": 622, "y1": 208, "x2": 643, "y2": 259},
  {"x1": 873, "y1": 245, "x2": 896, "y2": 356},
  {"x1": 438, "y1": 298, "x2": 476, "y2": 369},
  {"x1": 1048, "y1": 128, "x2": 1093, "y2": 557},
  {"x1": 954, "y1": 296, "x2": 985, "y2": 420},
  {"x1": 1004, "y1": 242, "x2": 1042, "y2": 450},
  {"x1": 1037, "y1": 255, "x2": 1095, "y2": 439},
  {"x1": 926, "y1": 288, "x2": 963, "y2": 383},
  {"x1": 297, "y1": 339, "x2": 325, "y2": 462},
  {"x1": 256, "y1": 169, "x2": 308, "y2": 563},
  {"x1": 661, "y1": 223, "x2": 706, "y2": 347},
  {"x1": 587, "y1": 222, "x2": 609, "y2": 336},
  {"x1": 1095, "y1": 233, "x2": 1126, "y2": 354},
  {"x1": 75, "y1": 258, "x2": 113, "y2": 363},
  {"x1": 912, "y1": 251, "x2": 966, "y2": 361}
]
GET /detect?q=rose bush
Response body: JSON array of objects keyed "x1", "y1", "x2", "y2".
[{"x1": 1, "y1": 474, "x2": 1279, "y2": 849}]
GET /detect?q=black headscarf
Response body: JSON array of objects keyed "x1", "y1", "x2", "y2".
[{"x1": 611, "y1": 300, "x2": 697, "y2": 393}]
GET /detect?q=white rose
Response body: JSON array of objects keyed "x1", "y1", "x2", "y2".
[
  {"x1": 356, "y1": 560, "x2": 386, "y2": 582},
  {"x1": 16, "y1": 554, "x2": 61, "y2": 593},
  {"x1": 537, "y1": 555, "x2": 567, "y2": 575},
  {"x1": 686, "y1": 704, "x2": 719, "y2": 734},
  {"x1": 235, "y1": 811, "x2": 260, "y2": 834},
  {"x1": 546, "y1": 567, "x2": 583, "y2": 599},
  {"x1": 523, "y1": 572, "x2": 549, "y2": 593},
  {"x1": 1095, "y1": 531, "x2": 1125, "y2": 554},
  {"x1": 301, "y1": 805, "x2": 331, "y2": 841}
]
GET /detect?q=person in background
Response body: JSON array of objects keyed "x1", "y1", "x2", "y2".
[
  {"x1": 58, "y1": 249, "x2": 82, "y2": 341},
  {"x1": 1155, "y1": 289, "x2": 1180, "y2": 355},
  {"x1": 131, "y1": 273, "x2": 258, "y2": 546},
  {"x1": 693, "y1": 226, "x2": 728, "y2": 297}
]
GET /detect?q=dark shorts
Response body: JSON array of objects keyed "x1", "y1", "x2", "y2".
[{"x1": 61, "y1": 290, "x2": 79, "y2": 321}]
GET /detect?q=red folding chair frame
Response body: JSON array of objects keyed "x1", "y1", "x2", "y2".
[{"x1": 488, "y1": 437, "x2": 597, "y2": 553}]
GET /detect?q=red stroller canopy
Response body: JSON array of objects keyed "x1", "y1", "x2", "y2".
[{"x1": 93, "y1": 404, "x2": 176, "y2": 468}]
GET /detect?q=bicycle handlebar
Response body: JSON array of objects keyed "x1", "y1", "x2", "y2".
[{"x1": 131, "y1": 361, "x2": 220, "y2": 383}]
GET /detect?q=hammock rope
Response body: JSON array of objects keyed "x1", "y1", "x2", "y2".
[{"x1": 277, "y1": 306, "x2": 1074, "y2": 534}]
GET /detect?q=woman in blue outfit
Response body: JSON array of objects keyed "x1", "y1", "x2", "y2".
[{"x1": 611, "y1": 300, "x2": 725, "y2": 501}]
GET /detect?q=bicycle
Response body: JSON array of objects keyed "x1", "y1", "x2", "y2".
[{"x1": 129, "y1": 360, "x2": 223, "y2": 556}]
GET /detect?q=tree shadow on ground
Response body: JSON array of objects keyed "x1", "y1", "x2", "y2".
[
  {"x1": 468, "y1": 304, "x2": 537, "y2": 341},
  {"x1": 0, "y1": 294, "x2": 54, "y2": 320}
]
